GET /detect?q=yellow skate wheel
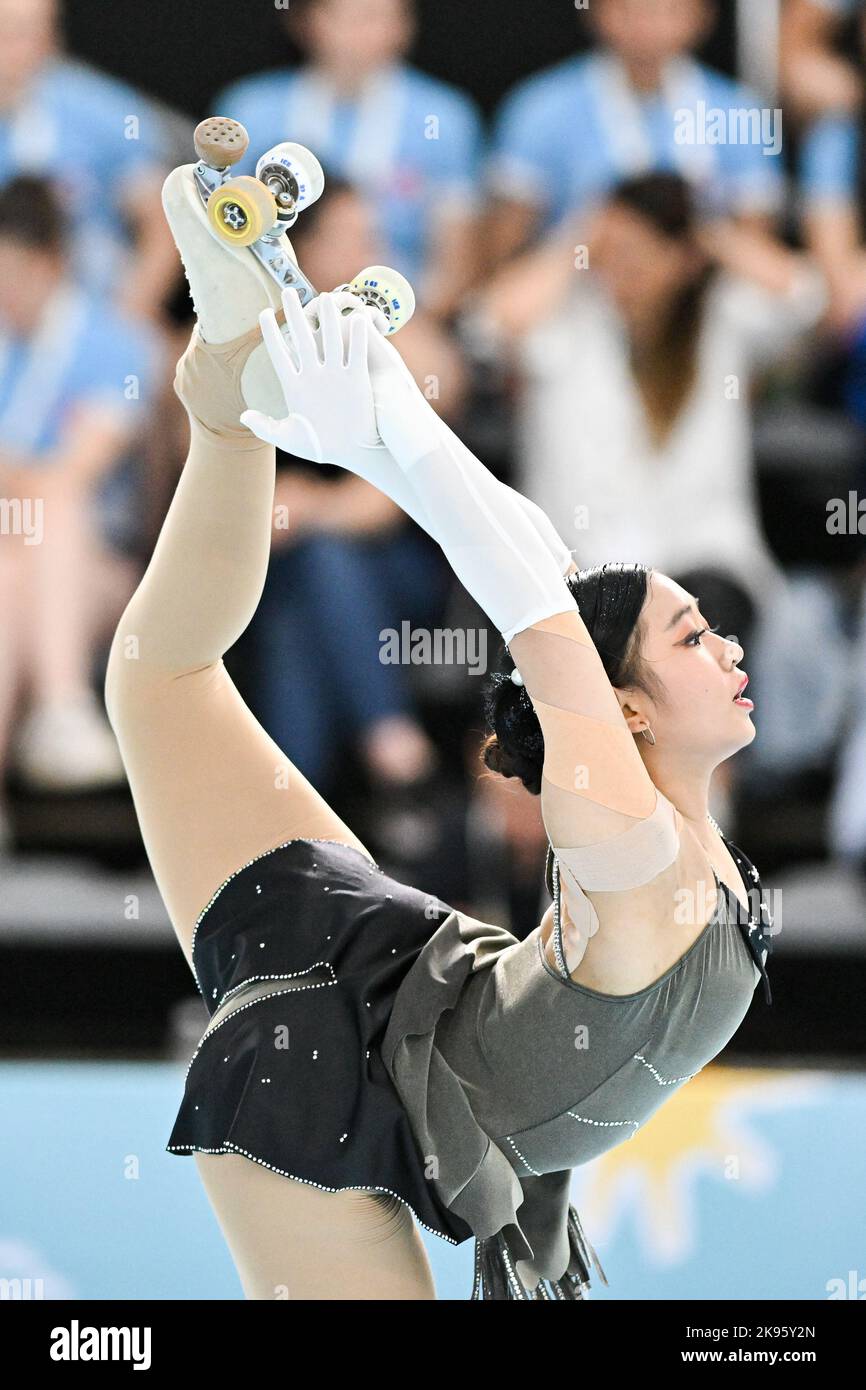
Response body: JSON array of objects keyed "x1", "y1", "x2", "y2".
[
  {"x1": 348, "y1": 265, "x2": 416, "y2": 334},
  {"x1": 194, "y1": 117, "x2": 249, "y2": 168},
  {"x1": 206, "y1": 176, "x2": 277, "y2": 246}
]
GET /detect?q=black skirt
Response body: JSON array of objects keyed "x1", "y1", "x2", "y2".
[{"x1": 166, "y1": 835, "x2": 473, "y2": 1245}]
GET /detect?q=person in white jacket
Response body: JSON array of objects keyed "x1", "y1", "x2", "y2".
[
  {"x1": 468, "y1": 172, "x2": 828, "y2": 814},
  {"x1": 475, "y1": 173, "x2": 827, "y2": 617}
]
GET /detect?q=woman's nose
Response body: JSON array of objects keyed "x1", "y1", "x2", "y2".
[{"x1": 722, "y1": 632, "x2": 744, "y2": 664}]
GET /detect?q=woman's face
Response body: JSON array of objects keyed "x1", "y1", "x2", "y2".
[
  {"x1": 593, "y1": 0, "x2": 710, "y2": 71},
  {"x1": 304, "y1": 0, "x2": 413, "y2": 74},
  {"x1": 0, "y1": 0, "x2": 55, "y2": 92},
  {"x1": 592, "y1": 204, "x2": 699, "y2": 320},
  {"x1": 619, "y1": 571, "x2": 754, "y2": 761},
  {"x1": 0, "y1": 241, "x2": 62, "y2": 333}
]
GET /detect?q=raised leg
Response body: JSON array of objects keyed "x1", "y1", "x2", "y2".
[{"x1": 104, "y1": 157, "x2": 373, "y2": 970}]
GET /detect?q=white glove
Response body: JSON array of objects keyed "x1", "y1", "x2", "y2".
[
  {"x1": 360, "y1": 304, "x2": 577, "y2": 642},
  {"x1": 241, "y1": 289, "x2": 578, "y2": 612},
  {"x1": 240, "y1": 288, "x2": 387, "y2": 465},
  {"x1": 362, "y1": 323, "x2": 577, "y2": 576}
]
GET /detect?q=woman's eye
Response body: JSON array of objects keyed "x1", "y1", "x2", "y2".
[{"x1": 686, "y1": 623, "x2": 721, "y2": 646}]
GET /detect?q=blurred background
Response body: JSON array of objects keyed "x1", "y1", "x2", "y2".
[{"x1": 1, "y1": 0, "x2": 864, "y2": 1299}]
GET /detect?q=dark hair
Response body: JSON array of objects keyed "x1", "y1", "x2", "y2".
[
  {"x1": 610, "y1": 170, "x2": 696, "y2": 240},
  {"x1": 0, "y1": 175, "x2": 64, "y2": 254},
  {"x1": 481, "y1": 563, "x2": 663, "y2": 796},
  {"x1": 604, "y1": 172, "x2": 714, "y2": 441}
]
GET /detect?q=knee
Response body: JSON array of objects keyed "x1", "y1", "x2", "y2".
[
  {"x1": 103, "y1": 626, "x2": 129, "y2": 727},
  {"x1": 103, "y1": 622, "x2": 167, "y2": 729}
]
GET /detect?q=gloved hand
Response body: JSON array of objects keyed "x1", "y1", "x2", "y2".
[
  {"x1": 241, "y1": 287, "x2": 578, "y2": 584},
  {"x1": 240, "y1": 288, "x2": 388, "y2": 465}
]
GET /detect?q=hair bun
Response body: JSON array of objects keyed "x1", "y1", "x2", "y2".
[
  {"x1": 480, "y1": 670, "x2": 544, "y2": 795},
  {"x1": 480, "y1": 564, "x2": 654, "y2": 799}
]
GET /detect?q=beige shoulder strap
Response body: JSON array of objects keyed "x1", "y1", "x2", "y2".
[{"x1": 548, "y1": 787, "x2": 682, "y2": 980}]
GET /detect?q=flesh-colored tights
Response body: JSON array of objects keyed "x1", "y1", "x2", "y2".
[{"x1": 104, "y1": 327, "x2": 436, "y2": 1299}]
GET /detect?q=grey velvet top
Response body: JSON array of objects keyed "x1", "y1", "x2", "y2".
[{"x1": 380, "y1": 842, "x2": 772, "y2": 1289}]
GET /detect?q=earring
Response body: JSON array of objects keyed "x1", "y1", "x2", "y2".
[{"x1": 641, "y1": 726, "x2": 656, "y2": 745}]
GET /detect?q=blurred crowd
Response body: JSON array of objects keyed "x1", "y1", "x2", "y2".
[{"x1": 2, "y1": 0, "x2": 866, "y2": 918}]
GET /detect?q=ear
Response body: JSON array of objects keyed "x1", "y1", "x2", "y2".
[{"x1": 616, "y1": 692, "x2": 650, "y2": 737}]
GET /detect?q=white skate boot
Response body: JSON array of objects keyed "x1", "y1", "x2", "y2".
[{"x1": 161, "y1": 116, "x2": 416, "y2": 420}]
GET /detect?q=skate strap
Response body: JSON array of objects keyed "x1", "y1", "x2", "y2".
[{"x1": 174, "y1": 309, "x2": 287, "y2": 452}]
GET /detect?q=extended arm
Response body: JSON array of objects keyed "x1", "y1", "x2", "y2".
[
  {"x1": 242, "y1": 290, "x2": 577, "y2": 580},
  {"x1": 0, "y1": 403, "x2": 136, "y2": 495},
  {"x1": 244, "y1": 293, "x2": 662, "y2": 857}
]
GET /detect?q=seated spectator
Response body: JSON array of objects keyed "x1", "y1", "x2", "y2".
[
  {"x1": 486, "y1": 0, "x2": 785, "y2": 266},
  {"x1": 468, "y1": 173, "x2": 827, "y2": 813},
  {"x1": 786, "y1": 6, "x2": 866, "y2": 867},
  {"x1": 781, "y1": 0, "x2": 863, "y2": 122},
  {"x1": 213, "y1": 0, "x2": 483, "y2": 319},
  {"x1": 0, "y1": 176, "x2": 162, "y2": 826},
  {"x1": 0, "y1": 0, "x2": 176, "y2": 321},
  {"x1": 796, "y1": 7, "x2": 866, "y2": 416},
  {"x1": 800, "y1": 4, "x2": 866, "y2": 341}
]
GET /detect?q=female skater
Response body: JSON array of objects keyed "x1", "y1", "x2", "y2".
[{"x1": 104, "y1": 156, "x2": 773, "y2": 1301}]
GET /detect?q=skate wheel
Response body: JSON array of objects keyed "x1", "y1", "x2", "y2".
[
  {"x1": 206, "y1": 176, "x2": 278, "y2": 246},
  {"x1": 255, "y1": 142, "x2": 325, "y2": 212},
  {"x1": 194, "y1": 117, "x2": 249, "y2": 168},
  {"x1": 347, "y1": 266, "x2": 416, "y2": 334}
]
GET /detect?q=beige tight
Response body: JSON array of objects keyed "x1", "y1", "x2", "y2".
[
  {"x1": 103, "y1": 328, "x2": 437, "y2": 1299},
  {"x1": 193, "y1": 1155, "x2": 436, "y2": 1300}
]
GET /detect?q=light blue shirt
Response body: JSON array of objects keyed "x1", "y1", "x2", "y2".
[
  {"x1": 0, "y1": 57, "x2": 168, "y2": 295},
  {"x1": 809, "y1": 0, "x2": 858, "y2": 13},
  {"x1": 488, "y1": 53, "x2": 785, "y2": 228},
  {"x1": 213, "y1": 62, "x2": 484, "y2": 283},
  {"x1": 0, "y1": 281, "x2": 161, "y2": 550},
  {"x1": 800, "y1": 114, "x2": 859, "y2": 203}
]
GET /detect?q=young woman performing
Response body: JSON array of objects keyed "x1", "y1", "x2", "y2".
[{"x1": 104, "y1": 144, "x2": 773, "y2": 1302}]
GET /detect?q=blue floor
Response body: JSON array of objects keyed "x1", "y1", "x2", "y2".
[{"x1": 2, "y1": 1061, "x2": 863, "y2": 1300}]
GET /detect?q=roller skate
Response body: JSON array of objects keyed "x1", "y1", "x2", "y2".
[{"x1": 161, "y1": 117, "x2": 415, "y2": 421}]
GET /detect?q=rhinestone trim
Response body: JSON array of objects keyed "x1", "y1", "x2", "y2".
[
  {"x1": 499, "y1": 1238, "x2": 531, "y2": 1299},
  {"x1": 503, "y1": 1135, "x2": 541, "y2": 1177},
  {"x1": 165, "y1": 1139, "x2": 458, "y2": 1245},
  {"x1": 471, "y1": 1240, "x2": 483, "y2": 1298},
  {"x1": 213, "y1": 962, "x2": 337, "y2": 1015},
  {"x1": 189, "y1": 836, "x2": 381, "y2": 995},
  {"x1": 180, "y1": 974, "x2": 337, "y2": 1085},
  {"x1": 505, "y1": 1044, "x2": 698, "y2": 1171},
  {"x1": 633, "y1": 1052, "x2": 699, "y2": 1086},
  {"x1": 565, "y1": 1110, "x2": 641, "y2": 1136},
  {"x1": 551, "y1": 855, "x2": 570, "y2": 981}
]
